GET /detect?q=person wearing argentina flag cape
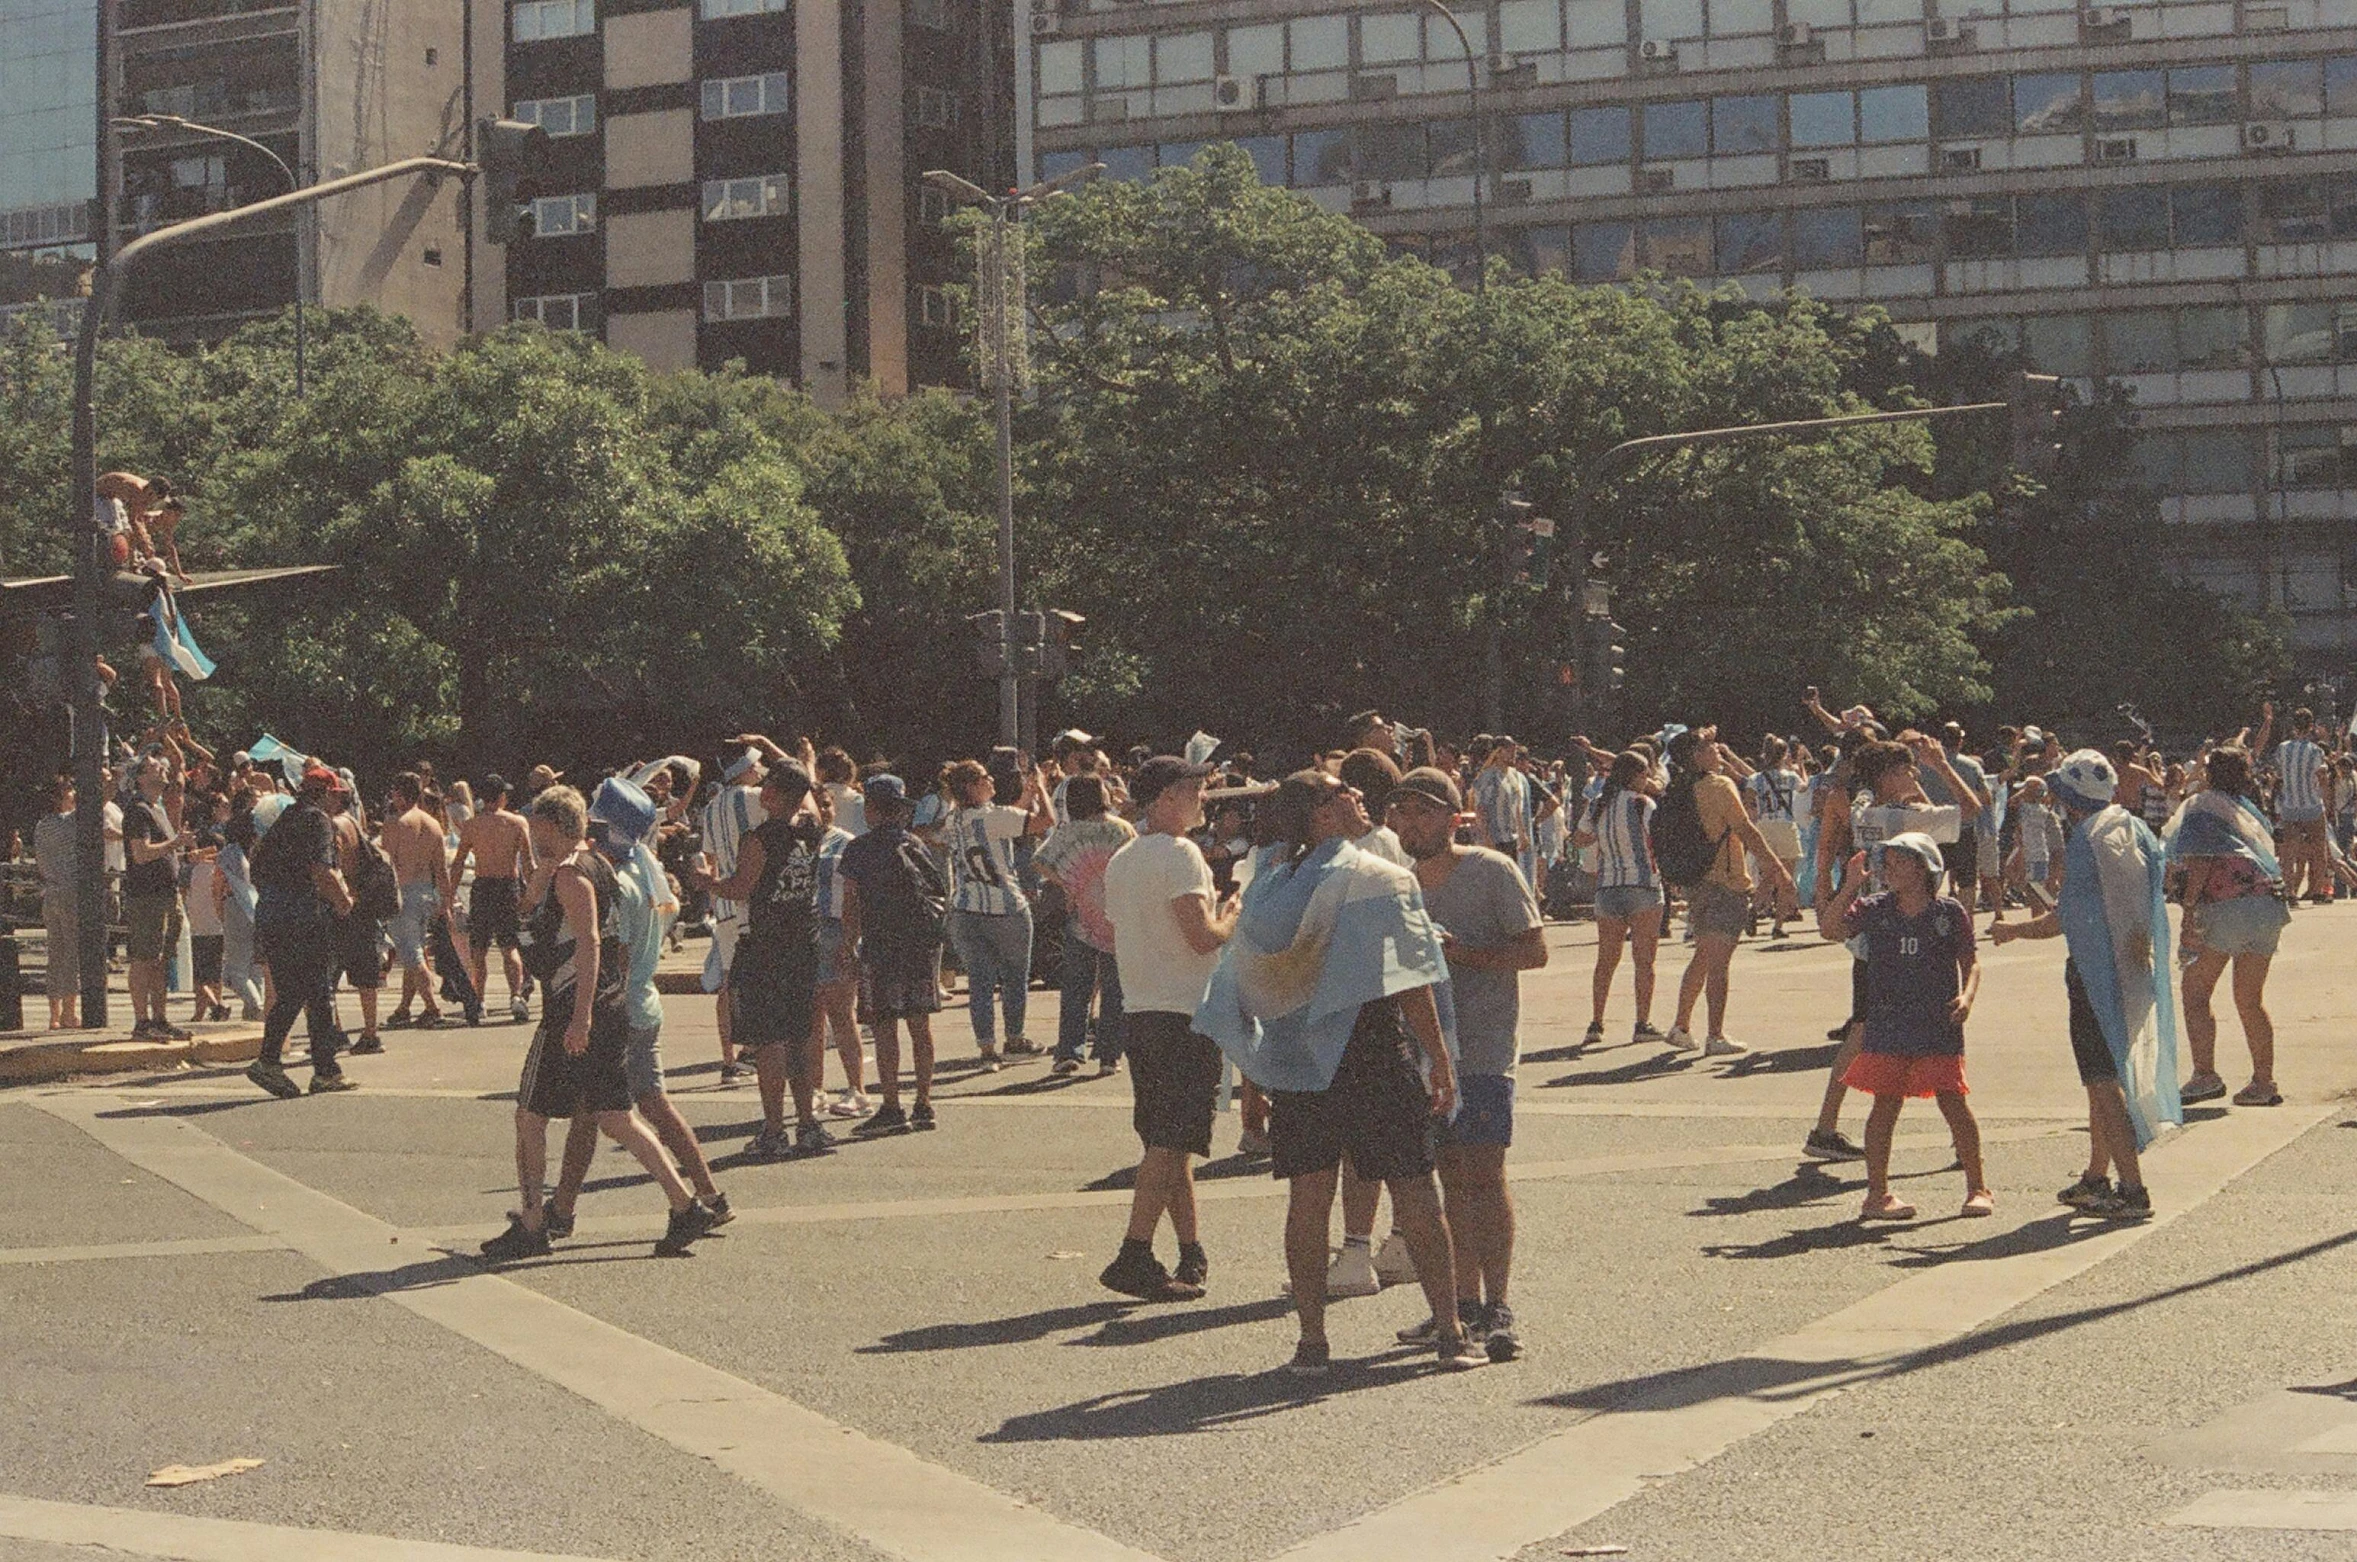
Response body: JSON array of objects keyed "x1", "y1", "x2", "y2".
[
  {"x1": 1194, "y1": 769, "x2": 1488, "y2": 1377},
  {"x1": 1993, "y1": 748, "x2": 2182, "y2": 1223},
  {"x1": 2163, "y1": 746, "x2": 2289, "y2": 1110}
]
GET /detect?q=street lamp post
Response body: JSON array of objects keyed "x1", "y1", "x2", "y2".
[
  {"x1": 114, "y1": 114, "x2": 307, "y2": 395},
  {"x1": 921, "y1": 162, "x2": 1103, "y2": 751},
  {"x1": 1409, "y1": 0, "x2": 1484, "y2": 297}
]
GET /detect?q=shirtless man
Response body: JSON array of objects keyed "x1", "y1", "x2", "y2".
[
  {"x1": 381, "y1": 772, "x2": 456, "y2": 1028},
  {"x1": 95, "y1": 470, "x2": 169, "y2": 570},
  {"x1": 455, "y1": 774, "x2": 535, "y2": 1023}
]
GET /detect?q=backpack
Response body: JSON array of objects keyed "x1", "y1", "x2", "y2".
[
  {"x1": 872, "y1": 831, "x2": 948, "y2": 947},
  {"x1": 346, "y1": 831, "x2": 400, "y2": 921},
  {"x1": 1650, "y1": 772, "x2": 1724, "y2": 890}
]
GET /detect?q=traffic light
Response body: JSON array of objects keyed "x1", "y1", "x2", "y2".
[
  {"x1": 1039, "y1": 609, "x2": 1086, "y2": 679},
  {"x1": 1580, "y1": 612, "x2": 1626, "y2": 696},
  {"x1": 966, "y1": 609, "x2": 1006, "y2": 676},
  {"x1": 477, "y1": 117, "x2": 551, "y2": 244},
  {"x1": 1010, "y1": 610, "x2": 1046, "y2": 677},
  {"x1": 2008, "y1": 370, "x2": 2066, "y2": 478}
]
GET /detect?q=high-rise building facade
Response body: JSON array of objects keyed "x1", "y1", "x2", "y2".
[
  {"x1": 1025, "y1": 0, "x2": 2357, "y2": 661},
  {"x1": 0, "y1": 0, "x2": 100, "y2": 330},
  {"x1": 500, "y1": 0, "x2": 1013, "y2": 404}
]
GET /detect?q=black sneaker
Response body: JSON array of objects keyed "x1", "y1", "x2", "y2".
[
  {"x1": 1804, "y1": 1128, "x2": 1866, "y2": 1161},
  {"x1": 654, "y1": 1199, "x2": 719, "y2": 1256},
  {"x1": 1100, "y1": 1245, "x2": 1201, "y2": 1301},
  {"x1": 156, "y1": 1022, "x2": 193, "y2": 1041},
  {"x1": 349, "y1": 1032, "x2": 385, "y2": 1056},
  {"x1": 307, "y1": 1068, "x2": 357, "y2": 1095},
  {"x1": 1398, "y1": 1298, "x2": 1487, "y2": 1346},
  {"x1": 2088, "y1": 1184, "x2": 2153, "y2": 1222},
  {"x1": 701, "y1": 1191, "x2": 734, "y2": 1228},
  {"x1": 381, "y1": 1011, "x2": 415, "y2": 1030},
  {"x1": 1485, "y1": 1301, "x2": 1523, "y2": 1362},
  {"x1": 478, "y1": 1215, "x2": 550, "y2": 1262},
  {"x1": 1051, "y1": 1056, "x2": 1082, "y2": 1076},
  {"x1": 129, "y1": 1019, "x2": 162, "y2": 1040},
  {"x1": 745, "y1": 1127, "x2": 791, "y2": 1161},
  {"x1": 795, "y1": 1121, "x2": 839, "y2": 1157},
  {"x1": 1175, "y1": 1242, "x2": 1209, "y2": 1288},
  {"x1": 910, "y1": 1101, "x2": 937, "y2": 1131},
  {"x1": 542, "y1": 1204, "x2": 575, "y2": 1240},
  {"x1": 2057, "y1": 1173, "x2": 2113, "y2": 1209},
  {"x1": 245, "y1": 1061, "x2": 301, "y2": 1100},
  {"x1": 857, "y1": 1103, "x2": 910, "y2": 1135},
  {"x1": 1286, "y1": 1338, "x2": 1331, "y2": 1378},
  {"x1": 1434, "y1": 1331, "x2": 1488, "y2": 1371},
  {"x1": 1004, "y1": 1037, "x2": 1044, "y2": 1056}
]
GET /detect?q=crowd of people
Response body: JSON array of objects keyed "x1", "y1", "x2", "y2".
[{"x1": 13, "y1": 685, "x2": 2339, "y2": 1368}]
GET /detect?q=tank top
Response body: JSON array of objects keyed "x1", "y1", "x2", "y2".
[{"x1": 520, "y1": 849, "x2": 627, "y2": 1029}]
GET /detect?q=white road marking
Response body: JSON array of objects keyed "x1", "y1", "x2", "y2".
[
  {"x1": 1274, "y1": 1100, "x2": 2338, "y2": 1562},
  {"x1": 0, "y1": 1234, "x2": 282, "y2": 1266},
  {"x1": 2168, "y1": 1489, "x2": 2357, "y2": 1530},
  {"x1": 32, "y1": 1095, "x2": 1165, "y2": 1562},
  {"x1": 0, "y1": 1493, "x2": 619, "y2": 1561}
]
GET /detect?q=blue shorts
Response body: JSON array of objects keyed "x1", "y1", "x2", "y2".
[
  {"x1": 1594, "y1": 884, "x2": 1662, "y2": 922},
  {"x1": 2184, "y1": 895, "x2": 2290, "y2": 962},
  {"x1": 1440, "y1": 1072, "x2": 1514, "y2": 1149},
  {"x1": 816, "y1": 920, "x2": 849, "y2": 985},
  {"x1": 389, "y1": 882, "x2": 440, "y2": 968}
]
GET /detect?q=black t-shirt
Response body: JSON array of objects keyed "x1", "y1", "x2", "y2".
[
  {"x1": 122, "y1": 798, "x2": 177, "y2": 898},
  {"x1": 744, "y1": 815, "x2": 822, "y2": 952},
  {"x1": 251, "y1": 802, "x2": 336, "y2": 902}
]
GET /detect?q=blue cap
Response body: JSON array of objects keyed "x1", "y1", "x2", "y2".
[
  {"x1": 589, "y1": 776, "x2": 658, "y2": 845},
  {"x1": 862, "y1": 773, "x2": 907, "y2": 809}
]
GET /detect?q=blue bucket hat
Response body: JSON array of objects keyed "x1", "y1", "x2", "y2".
[{"x1": 589, "y1": 776, "x2": 658, "y2": 846}]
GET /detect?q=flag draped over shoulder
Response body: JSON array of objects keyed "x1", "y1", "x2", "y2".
[
  {"x1": 2163, "y1": 789, "x2": 2281, "y2": 884},
  {"x1": 147, "y1": 586, "x2": 215, "y2": 681},
  {"x1": 1194, "y1": 838, "x2": 1450, "y2": 1093},
  {"x1": 2058, "y1": 805, "x2": 2181, "y2": 1147}
]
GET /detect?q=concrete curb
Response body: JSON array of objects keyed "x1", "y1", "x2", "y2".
[{"x1": 0, "y1": 1027, "x2": 263, "y2": 1086}]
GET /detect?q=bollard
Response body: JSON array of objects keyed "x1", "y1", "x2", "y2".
[{"x1": 0, "y1": 933, "x2": 22, "y2": 1033}]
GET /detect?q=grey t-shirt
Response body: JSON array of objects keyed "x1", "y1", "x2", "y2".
[{"x1": 1423, "y1": 846, "x2": 1541, "y2": 1078}]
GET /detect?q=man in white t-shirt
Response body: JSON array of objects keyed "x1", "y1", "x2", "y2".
[
  {"x1": 700, "y1": 747, "x2": 768, "y2": 1082},
  {"x1": 1098, "y1": 755, "x2": 1236, "y2": 1303}
]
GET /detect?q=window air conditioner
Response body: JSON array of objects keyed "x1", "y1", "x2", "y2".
[
  {"x1": 1640, "y1": 167, "x2": 1676, "y2": 192},
  {"x1": 1029, "y1": 0, "x2": 1058, "y2": 38},
  {"x1": 1212, "y1": 74, "x2": 1257, "y2": 111},
  {"x1": 2095, "y1": 136, "x2": 2138, "y2": 161},
  {"x1": 2080, "y1": 6, "x2": 2131, "y2": 30},
  {"x1": 1941, "y1": 145, "x2": 1983, "y2": 171},
  {"x1": 1788, "y1": 156, "x2": 1831, "y2": 183},
  {"x1": 2243, "y1": 120, "x2": 2294, "y2": 151},
  {"x1": 1638, "y1": 38, "x2": 1679, "y2": 63}
]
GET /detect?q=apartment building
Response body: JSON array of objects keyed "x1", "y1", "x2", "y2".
[
  {"x1": 500, "y1": 0, "x2": 1013, "y2": 403},
  {"x1": 1025, "y1": 0, "x2": 2357, "y2": 660},
  {"x1": 0, "y1": 0, "x2": 100, "y2": 327}
]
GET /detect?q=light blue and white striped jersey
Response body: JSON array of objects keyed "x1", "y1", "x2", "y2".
[
  {"x1": 1587, "y1": 790, "x2": 1657, "y2": 890},
  {"x1": 1747, "y1": 768, "x2": 1802, "y2": 825},
  {"x1": 815, "y1": 826, "x2": 853, "y2": 921},
  {"x1": 699, "y1": 782, "x2": 765, "y2": 922},
  {"x1": 945, "y1": 804, "x2": 1030, "y2": 916},
  {"x1": 1471, "y1": 764, "x2": 1530, "y2": 852},
  {"x1": 2275, "y1": 737, "x2": 2327, "y2": 820}
]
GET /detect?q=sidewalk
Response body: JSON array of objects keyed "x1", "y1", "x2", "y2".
[{"x1": 0, "y1": 957, "x2": 262, "y2": 1085}]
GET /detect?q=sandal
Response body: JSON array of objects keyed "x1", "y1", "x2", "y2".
[
  {"x1": 2232, "y1": 1081, "x2": 2283, "y2": 1107},
  {"x1": 1961, "y1": 1190, "x2": 1995, "y2": 1218},
  {"x1": 1859, "y1": 1194, "x2": 1917, "y2": 1223}
]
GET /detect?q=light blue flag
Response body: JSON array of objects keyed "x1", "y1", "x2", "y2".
[
  {"x1": 148, "y1": 590, "x2": 215, "y2": 681},
  {"x1": 2058, "y1": 805, "x2": 2181, "y2": 1148},
  {"x1": 2163, "y1": 789, "x2": 2281, "y2": 883},
  {"x1": 1194, "y1": 838, "x2": 1451, "y2": 1093}
]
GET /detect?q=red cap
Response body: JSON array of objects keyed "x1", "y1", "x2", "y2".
[{"x1": 301, "y1": 763, "x2": 346, "y2": 795}]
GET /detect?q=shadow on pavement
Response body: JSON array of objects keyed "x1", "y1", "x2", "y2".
[
  {"x1": 1085, "y1": 1154, "x2": 1267, "y2": 1192},
  {"x1": 1689, "y1": 1162, "x2": 1854, "y2": 1217},
  {"x1": 863, "y1": 1294, "x2": 1288, "y2": 1355},
  {"x1": 1717, "y1": 1044, "x2": 1839, "y2": 1078},
  {"x1": 1542, "y1": 1052, "x2": 1698, "y2": 1089},
  {"x1": 983, "y1": 1352, "x2": 1437, "y2": 1440},
  {"x1": 1534, "y1": 1226, "x2": 2357, "y2": 1415},
  {"x1": 97, "y1": 1097, "x2": 265, "y2": 1119}
]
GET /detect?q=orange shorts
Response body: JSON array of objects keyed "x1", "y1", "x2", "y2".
[{"x1": 1842, "y1": 1051, "x2": 1967, "y2": 1099}]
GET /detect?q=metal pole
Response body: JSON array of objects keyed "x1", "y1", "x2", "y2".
[
  {"x1": 1412, "y1": 0, "x2": 1482, "y2": 296},
  {"x1": 993, "y1": 200, "x2": 1019, "y2": 751}
]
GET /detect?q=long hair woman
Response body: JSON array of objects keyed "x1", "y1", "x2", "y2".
[{"x1": 1573, "y1": 751, "x2": 1668, "y2": 1047}]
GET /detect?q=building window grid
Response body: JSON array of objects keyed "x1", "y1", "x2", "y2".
[
  {"x1": 704, "y1": 274, "x2": 793, "y2": 321},
  {"x1": 701, "y1": 72, "x2": 791, "y2": 120},
  {"x1": 697, "y1": 0, "x2": 784, "y2": 17},
  {"x1": 513, "y1": 93, "x2": 596, "y2": 137},
  {"x1": 514, "y1": 292, "x2": 594, "y2": 331},
  {"x1": 916, "y1": 285, "x2": 954, "y2": 328},
  {"x1": 915, "y1": 87, "x2": 961, "y2": 130},
  {"x1": 512, "y1": 0, "x2": 592, "y2": 43},
  {"x1": 526, "y1": 192, "x2": 596, "y2": 237},
  {"x1": 702, "y1": 174, "x2": 789, "y2": 222}
]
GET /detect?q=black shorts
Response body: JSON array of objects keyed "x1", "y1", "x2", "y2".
[
  {"x1": 470, "y1": 877, "x2": 521, "y2": 953},
  {"x1": 862, "y1": 938, "x2": 944, "y2": 1020},
  {"x1": 1941, "y1": 829, "x2": 1977, "y2": 888},
  {"x1": 191, "y1": 934, "x2": 224, "y2": 990},
  {"x1": 1846, "y1": 958, "x2": 1869, "y2": 1032},
  {"x1": 518, "y1": 1002, "x2": 633, "y2": 1118},
  {"x1": 2064, "y1": 960, "x2": 2118, "y2": 1086},
  {"x1": 731, "y1": 937, "x2": 818, "y2": 1047},
  {"x1": 340, "y1": 915, "x2": 384, "y2": 989},
  {"x1": 1125, "y1": 1011, "x2": 1222, "y2": 1158},
  {"x1": 1269, "y1": 998, "x2": 1437, "y2": 1183}
]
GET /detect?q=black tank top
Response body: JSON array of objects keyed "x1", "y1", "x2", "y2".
[{"x1": 520, "y1": 849, "x2": 627, "y2": 1025}]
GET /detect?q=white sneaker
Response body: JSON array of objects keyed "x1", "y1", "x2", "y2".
[
  {"x1": 1663, "y1": 1026, "x2": 1702, "y2": 1053},
  {"x1": 826, "y1": 1089, "x2": 869, "y2": 1118},
  {"x1": 1373, "y1": 1231, "x2": 1419, "y2": 1287},
  {"x1": 1326, "y1": 1243, "x2": 1381, "y2": 1299},
  {"x1": 1703, "y1": 1035, "x2": 1750, "y2": 1058}
]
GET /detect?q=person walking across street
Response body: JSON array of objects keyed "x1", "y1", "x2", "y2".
[
  {"x1": 942, "y1": 756, "x2": 1053, "y2": 1065},
  {"x1": 1036, "y1": 773, "x2": 1135, "y2": 1077},
  {"x1": 381, "y1": 772, "x2": 457, "y2": 1029},
  {"x1": 454, "y1": 775, "x2": 535, "y2": 1024},
  {"x1": 245, "y1": 766, "x2": 355, "y2": 1098},
  {"x1": 838, "y1": 773, "x2": 951, "y2": 1134},
  {"x1": 2166, "y1": 746, "x2": 2289, "y2": 1109},
  {"x1": 1658, "y1": 729, "x2": 1796, "y2": 1059}
]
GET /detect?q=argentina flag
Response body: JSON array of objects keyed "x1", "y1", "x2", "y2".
[
  {"x1": 147, "y1": 588, "x2": 216, "y2": 681},
  {"x1": 2058, "y1": 806, "x2": 2182, "y2": 1147}
]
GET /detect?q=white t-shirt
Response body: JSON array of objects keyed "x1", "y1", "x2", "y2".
[
  {"x1": 1104, "y1": 831, "x2": 1219, "y2": 1016},
  {"x1": 186, "y1": 858, "x2": 224, "y2": 936},
  {"x1": 825, "y1": 781, "x2": 867, "y2": 838},
  {"x1": 1353, "y1": 825, "x2": 1413, "y2": 869},
  {"x1": 103, "y1": 799, "x2": 125, "y2": 876},
  {"x1": 945, "y1": 803, "x2": 1029, "y2": 916}
]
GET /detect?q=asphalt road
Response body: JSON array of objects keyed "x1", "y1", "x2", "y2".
[{"x1": 8, "y1": 901, "x2": 2357, "y2": 1562}]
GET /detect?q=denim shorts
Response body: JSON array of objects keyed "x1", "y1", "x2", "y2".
[
  {"x1": 389, "y1": 882, "x2": 439, "y2": 968},
  {"x1": 1594, "y1": 884, "x2": 1662, "y2": 922},
  {"x1": 624, "y1": 1023, "x2": 663, "y2": 1101},
  {"x1": 1687, "y1": 880, "x2": 1750, "y2": 939},
  {"x1": 2184, "y1": 895, "x2": 2290, "y2": 961},
  {"x1": 1439, "y1": 1072, "x2": 1513, "y2": 1149}
]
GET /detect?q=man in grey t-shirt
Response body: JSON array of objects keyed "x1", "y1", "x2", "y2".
[{"x1": 1385, "y1": 766, "x2": 1547, "y2": 1362}]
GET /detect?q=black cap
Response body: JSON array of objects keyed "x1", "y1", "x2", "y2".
[{"x1": 1131, "y1": 755, "x2": 1217, "y2": 808}]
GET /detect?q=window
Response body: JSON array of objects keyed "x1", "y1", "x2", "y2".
[
  {"x1": 1356, "y1": 122, "x2": 1424, "y2": 182},
  {"x1": 2013, "y1": 72, "x2": 2082, "y2": 134},
  {"x1": 909, "y1": 0, "x2": 949, "y2": 28},
  {"x1": 2260, "y1": 177, "x2": 2332, "y2": 243},
  {"x1": 918, "y1": 185, "x2": 955, "y2": 225},
  {"x1": 2016, "y1": 192, "x2": 2086, "y2": 256},
  {"x1": 1792, "y1": 206, "x2": 1863, "y2": 267},
  {"x1": 1865, "y1": 202, "x2": 1938, "y2": 264},
  {"x1": 1790, "y1": 92, "x2": 1856, "y2": 148},
  {"x1": 2022, "y1": 315, "x2": 2092, "y2": 377},
  {"x1": 2250, "y1": 59, "x2": 2324, "y2": 120},
  {"x1": 704, "y1": 274, "x2": 792, "y2": 321},
  {"x1": 1293, "y1": 128, "x2": 1352, "y2": 184},
  {"x1": 2178, "y1": 306, "x2": 2248, "y2": 370},
  {"x1": 1290, "y1": 15, "x2": 1348, "y2": 71},
  {"x1": 2167, "y1": 65, "x2": 2237, "y2": 126},
  {"x1": 2100, "y1": 310, "x2": 2176, "y2": 374},
  {"x1": 514, "y1": 94, "x2": 595, "y2": 136},
  {"x1": 1156, "y1": 32, "x2": 1214, "y2": 84},
  {"x1": 2099, "y1": 187, "x2": 2169, "y2": 251},
  {"x1": 698, "y1": 0, "x2": 783, "y2": 16},
  {"x1": 1361, "y1": 12, "x2": 1422, "y2": 64},
  {"x1": 1503, "y1": 112, "x2": 1568, "y2": 169},
  {"x1": 1099, "y1": 144, "x2": 1154, "y2": 182},
  {"x1": 527, "y1": 192, "x2": 595, "y2": 236},
  {"x1": 1945, "y1": 197, "x2": 2013, "y2": 260},
  {"x1": 1232, "y1": 135, "x2": 1287, "y2": 184},
  {"x1": 917, "y1": 286, "x2": 954, "y2": 328},
  {"x1": 2329, "y1": 56, "x2": 2357, "y2": 118},
  {"x1": 702, "y1": 72, "x2": 789, "y2": 119},
  {"x1": 702, "y1": 175, "x2": 787, "y2": 221},
  {"x1": 1226, "y1": 24, "x2": 1284, "y2": 78},
  {"x1": 1038, "y1": 149, "x2": 1091, "y2": 183},
  {"x1": 2172, "y1": 184, "x2": 2243, "y2": 246},
  {"x1": 1935, "y1": 78, "x2": 2010, "y2": 138},
  {"x1": 1038, "y1": 40, "x2": 1084, "y2": 97},
  {"x1": 2278, "y1": 426, "x2": 2355, "y2": 490},
  {"x1": 1858, "y1": 85, "x2": 1928, "y2": 143},
  {"x1": 2181, "y1": 432, "x2": 2252, "y2": 493},
  {"x1": 1712, "y1": 95, "x2": 1779, "y2": 155},
  {"x1": 1428, "y1": 119, "x2": 1479, "y2": 177},
  {"x1": 513, "y1": 0, "x2": 592, "y2": 41},
  {"x1": 1716, "y1": 210, "x2": 1783, "y2": 273},
  {"x1": 1573, "y1": 221, "x2": 1637, "y2": 281},
  {"x1": 1568, "y1": 106, "x2": 1631, "y2": 165},
  {"x1": 2265, "y1": 303, "x2": 2349, "y2": 363},
  {"x1": 1497, "y1": 0, "x2": 1563, "y2": 53},
  {"x1": 915, "y1": 88, "x2": 959, "y2": 129},
  {"x1": 513, "y1": 292, "x2": 592, "y2": 330},
  {"x1": 1502, "y1": 224, "x2": 1572, "y2": 276},
  {"x1": 1640, "y1": 0, "x2": 1704, "y2": 37},
  {"x1": 1643, "y1": 217, "x2": 1712, "y2": 276},
  {"x1": 1943, "y1": 317, "x2": 2021, "y2": 357},
  {"x1": 2090, "y1": 70, "x2": 2164, "y2": 132},
  {"x1": 1641, "y1": 100, "x2": 1707, "y2": 160}
]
